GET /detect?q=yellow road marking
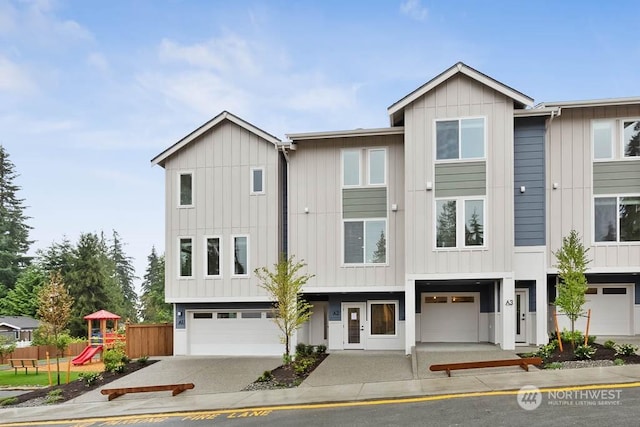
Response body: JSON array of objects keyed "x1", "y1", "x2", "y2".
[{"x1": 2, "y1": 381, "x2": 640, "y2": 427}]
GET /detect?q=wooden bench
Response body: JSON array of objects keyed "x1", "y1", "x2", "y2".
[
  {"x1": 100, "y1": 383, "x2": 195, "y2": 401},
  {"x1": 429, "y1": 357, "x2": 543, "y2": 377},
  {"x1": 9, "y1": 359, "x2": 39, "y2": 375}
]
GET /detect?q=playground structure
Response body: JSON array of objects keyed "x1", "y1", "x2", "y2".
[{"x1": 72, "y1": 310, "x2": 125, "y2": 366}]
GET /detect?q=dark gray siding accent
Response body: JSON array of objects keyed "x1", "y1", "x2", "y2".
[
  {"x1": 593, "y1": 161, "x2": 640, "y2": 194},
  {"x1": 434, "y1": 162, "x2": 486, "y2": 197},
  {"x1": 342, "y1": 187, "x2": 387, "y2": 218},
  {"x1": 514, "y1": 117, "x2": 546, "y2": 246}
]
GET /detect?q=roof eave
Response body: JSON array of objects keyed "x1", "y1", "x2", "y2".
[
  {"x1": 287, "y1": 127, "x2": 405, "y2": 142},
  {"x1": 539, "y1": 97, "x2": 640, "y2": 109}
]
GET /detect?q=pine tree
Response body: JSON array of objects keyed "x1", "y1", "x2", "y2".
[
  {"x1": 0, "y1": 145, "x2": 32, "y2": 290},
  {"x1": 110, "y1": 231, "x2": 138, "y2": 322},
  {"x1": 372, "y1": 230, "x2": 386, "y2": 263},
  {"x1": 140, "y1": 247, "x2": 170, "y2": 323},
  {"x1": 625, "y1": 121, "x2": 640, "y2": 157},
  {"x1": 436, "y1": 200, "x2": 457, "y2": 247},
  {"x1": 465, "y1": 209, "x2": 484, "y2": 246},
  {"x1": 0, "y1": 265, "x2": 47, "y2": 316}
]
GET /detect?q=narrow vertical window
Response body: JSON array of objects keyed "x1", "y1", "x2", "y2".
[
  {"x1": 179, "y1": 238, "x2": 193, "y2": 277},
  {"x1": 251, "y1": 168, "x2": 264, "y2": 194},
  {"x1": 342, "y1": 150, "x2": 361, "y2": 186},
  {"x1": 344, "y1": 221, "x2": 364, "y2": 263},
  {"x1": 593, "y1": 121, "x2": 613, "y2": 159},
  {"x1": 623, "y1": 120, "x2": 640, "y2": 157},
  {"x1": 368, "y1": 149, "x2": 386, "y2": 185},
  {"x1": 366, "y1": 220, "x2": 386, "y2": 263},
  {"x1": 619, "y1": 196, "x2": 640, "y2": 242},
  {"x1": 436, "y1": 121, "x2": 459, "y2": 160},
  {"x1": 464, "y1": 200, "x2": 484, "y2": 246},
  {"x1": 436, "y1": 200, "x2": 457, "y2": 247},
  {"x1": 233, "y1": 236, "x2": 248, "y2": 276},
  {"x1": 205, "y1": 237, "x2": 221, "y2": 276},
  {"x1": 179, "y1": 173, "x2": 193, "y2": 206},
  {"x1": 594, "y1": 197, "x2": 617, "y2": 242},
  {"x1": 460, "y1": 118, "x2": 484, "y2": 159}
]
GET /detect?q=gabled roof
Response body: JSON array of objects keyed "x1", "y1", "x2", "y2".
[
  {"x1": 84, "y1": 310, "x2": 121, "y2": 320},
  {"x1": 151, "y1": 111, "x2": 281, "y2": 167},
  {"x1": 0, "y1": 316, "x2": 40, "y2": 330},
  {"x1": 387, "y1": 62, "x2": 534, "y2": 126}
]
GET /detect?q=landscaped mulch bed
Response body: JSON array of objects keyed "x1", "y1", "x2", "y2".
[
  {"x1": 523, "y1": 342, "x2": 640, "y2": 369},
  {"x1": 243, "y1": 353, "x2": 328, "y2": 391}
]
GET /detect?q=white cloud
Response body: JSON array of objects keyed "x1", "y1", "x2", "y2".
[
  {"x1": 87, "y1": 52, "x2": 109, "y2": 73},
  {"x1": 0, "y1": 55, "x2": 36, "y2": 94},
  {"x1": 287, "y1": 85, "x2": 359, "y2": 111},
  {"x1": 400, "y1": 0, "x2": 428, "y2": 22}
]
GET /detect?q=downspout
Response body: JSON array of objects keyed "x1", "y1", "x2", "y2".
[{"x1": 278, "y1": 144, "x2": 290, "y2": 258}]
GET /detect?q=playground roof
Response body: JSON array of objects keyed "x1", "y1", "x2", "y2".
[{"x1": 84, "y1": 310, "x2": 121, "y2": 320}]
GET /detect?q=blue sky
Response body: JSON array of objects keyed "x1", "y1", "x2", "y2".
[{"x1": 1, "y1": 0, "x2": 638, "y2": 290}]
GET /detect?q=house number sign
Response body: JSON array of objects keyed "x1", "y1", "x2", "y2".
[{"x1": 505, "y1": 299, "x2": 514, "y2": 306}]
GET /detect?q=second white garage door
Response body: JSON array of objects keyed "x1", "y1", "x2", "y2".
[
  {"x1": 583, "y1": 285, "x2": 633, "y2": 335},
  {"x1": 188, "y1": 311, "x2": 282, "y2": 356},
  {"x1": 420, "y1": 293, "x2": 480, "y2": 342}
]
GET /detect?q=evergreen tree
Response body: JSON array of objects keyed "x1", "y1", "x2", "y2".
[
  {"x1": 140, "y1": 247, "x2": 170, "y2": 323},
  {"x1": 0, "y1": 145, "x2": 32, "y2": 290},
  {"x1": 372, "y1": 230, "x2": 386, "y2": 263},
  {"x1": 625, "y1": 121, "x2": 640, "y2": 157},
  {"x1": 0, "y1": 265, "x2": 47, "y2": 316},
  {"x1": 110, "y1": 230, "x2": 138, "y2": 322},
  {"x1": 465, "y1": 209, "x2": 484, "y2": 246},
  {"x1": 436, "y1": 200, "x2": 457, "y2": 247},
  {"x1": 36, "y1": 238, "x2": 75, "y2": 278}
]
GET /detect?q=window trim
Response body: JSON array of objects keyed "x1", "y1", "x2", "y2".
[
  {"x1": 231, "y1": 234, "x2": 250, "y2": 277},
  {"x1": 250, "y1": 167, "x2": 265, "y2": 195},
  {"x1": 203, "y1": 235, "x2": 222, "y2": 278},
  {"x1": 177, "y1": 171, "x2": 194, "y2": 208},
  {"x1": 434, "y1": 196, "x2": 487, "y2": 250},
  {"x1": 593, "y1": 194, "x2": 640, "y2": 245},
  {"x1": 342, "y1": 218, "x2": 388, "y2": 266},
  {"x1": 367, "y1": 300, "x2": 398, "y2": 338},
  {"x1": 620, "y1": 117, "x2": 640, "y2": 159},
  {"x1": 177, "y1": 236, "x2": 194, "y2": 279},
  {"x1": 592, "y1": 120, "x2": 614, "y2": 161},
  {"x1": 434, "y1": 116, "x2": 486, "y2": 162},
  {"x1": 342, "y1": 149, "x2": 362, "y2": 188},
  {"x1": 367, "y1": 148, "x2": 387, "y2": 186}
]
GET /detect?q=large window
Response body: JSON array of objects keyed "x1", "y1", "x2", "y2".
[
  {"x1": 251, "y1": 167, "x2": 264, "y2": 194},
  {"x1": 344, "y1": 220, "x2": 386, "y2": 264},
  {"x1": 179, "y1": 237, "x2": 193, "y2": 278},
  {"x1": 179, "y1": 172, "x2": 193, "y2": 206},
  {"x1": 342, "y1": 148, "x2": 387, "y2": 187},
  {"x1": 436, "y1": 198, "x2": 485, "y2": 248},
  {"x1": 205, "y1": 237, "x2": 221, "y2": 277},
  {"x1": 595, "y1": 196, "x2": 640, "y2": 242},
  {"x1": 370, "y1": 302, "x2": 396, "y2": 335},
  {"x1": 232, "y1": 235, "x2": 249, "y2": 276},
  {"x1": 436, "y1": 118, "x2": 485, "y2": 160},
  {"x1": 623, "y1": 120, "x2": 640, "y2": 157}
]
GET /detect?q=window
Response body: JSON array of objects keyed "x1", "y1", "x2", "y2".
[
  {"x1": 623, "y1": 120, "x2": 640, "y2": 157},
  {"x1": 342, "y1": 150, "x2": 361, "y2": 186},
  {"x1": 586, "y1": 288, "x2": 598, "y2": 295},
  {"x1": 241, "y1": 312, "x2": 262, "y2": 319},
  {"x1": 436, "y1": 118, "x2": 485, "y2": 160},
  {"x1": 368, "y1": 149, "x2": 386, "y2": 185},
  {"x1": 451, "y1": 296, "x2": 475, "y2": 303},
  {"x1": 344, "y1": 220, "x2": 386, "y2": 264},
  {"x1": 602, "y1": 287, "x2": 627, "y2": 295},
  {"x1": 594, "y1": 196, "x2": 640, "y2": 242},
  {"x1": 593, "y1": 121, "x2": 613, "y2": 160},
  {"x1": 193, "y1": 313, "x2": 213, "y2": 319},
  {"x1": 205, "y1": 237, "x2": 221, "y2": 277},
  {"x1": 251, "y1": 167, "x2": 264, "y2": 194},
  {"x1": 232, "y1": 235, "x2": 249, "y2": 276},
  {"x1": 342, "y1": 148, "x2": 387, "y2": 187},
  {"x1": 179, "y1": 172, "x2": 193, "y2": 206},
  {"x1": 436, "y1": 198, "x2": 485, "y2": 248},
  {"x1": 370, "y1": 302, "x2": 396, "y2": 335},
  {"x1": 425, "y1": 296, "x2": 447, "y2": 303},
  {"x1": 179, "y1": 238, "x2": 193, "y2": 278},
  {"x1": 217, "y1": 312, "x2": 237, "y2": 319}
]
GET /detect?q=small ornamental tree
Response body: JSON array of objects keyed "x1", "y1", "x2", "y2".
[
  {"x1": 554, "y1": 230, "x2": 590, "y2": 347},
  {"x1": 255, "y1": 255, "x2": 314, "y2": 363},
  {"x1": 36, "y1": 271, "x2": 74, "y2": 385}
]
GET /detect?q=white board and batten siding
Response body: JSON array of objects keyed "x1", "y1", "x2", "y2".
[
  {"x1": 403, "y1": 74, "x2": 515, "y2": 276},
  {"x1": 164, "y1": 121, "x2": 281, "y2": 301},
  {"x1": 288, "y1": 134, "x2": 405, "y2": 289},
  {"x1": 546, "y1": 106, "x2": 640, "y2": 270}
]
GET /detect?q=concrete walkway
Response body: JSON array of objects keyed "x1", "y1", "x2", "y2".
[{"x1": 2, "y1": 350, "x2": 640, "y2": 424}]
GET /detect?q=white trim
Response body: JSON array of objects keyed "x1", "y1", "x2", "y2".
[
  {"x1": 591, "y1": 119, "x2": 614, "y2": 161},
  {"x1": 303, "y1": 286, "x2": 405, "y2": 293},
  {"x1": 367, "y1": 300, "x2": 399, "y2": 338},
  {"x1": 342, "y1": 218, "x2": 388, "y2": 266},
  {"x1": 367, "y1": 148, "x2": 387, "y2": 186},
  {"x1": 593, "y1": 194, "x2": 640, "y2": 245},
  {"x1": 341, "y1": 149, "x2": 362, "y2": 187},
  {"x1": 231, "y1": 234, "x2": 250, "y2": 277},
  {"x1": 203, "y1": 235, "x2": 222, "y2": 278},
  {"x1": 250, "y1": 167, "x2": 265, "y2": 195},
  {"x1": 167, "y1": 296, "x2": 273, "y2": 303},
  {"x1": 434, "y1": 196, "x2": 487, "y2": 250},
  {"x1": 406, "y1": 273, "x2": 512, "y2": 281},
  {"x1": 177, "y1": 171, "x2": 194, "y2": 208},
  {"x1": 177, "y1": 236, "x2": 194, "y2": 279},
  {"x1": 434, "y1": 116, "x2": 486, "y2": 162}
]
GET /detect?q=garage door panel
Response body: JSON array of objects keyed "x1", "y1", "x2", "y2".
[
  {"x1": 584, "y1": 286, "x2": 632, "y2": 335},
  {"x1": 421, "y1": 293, "x2": 479, "y2": 342}
]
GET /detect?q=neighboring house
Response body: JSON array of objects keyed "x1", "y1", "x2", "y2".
[
  {"x1": 153, "y1": 62, "x2": 640, "y2": 356},
  {"x1": 0, "y1": 316, "x2": 40, "y2": 343}
]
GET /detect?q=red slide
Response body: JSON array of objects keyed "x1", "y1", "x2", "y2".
[{"x1": 71, "y1": 345, "x2": 103, "y2": 366}]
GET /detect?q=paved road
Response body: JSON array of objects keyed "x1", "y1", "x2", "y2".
[{"x1": 3, "y1": 384, "x2": 639, "y2": 427}]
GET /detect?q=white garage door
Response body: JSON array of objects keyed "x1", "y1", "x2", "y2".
[
  {"x1": 583, "y1": 285, "x2": 633, "y2": 335},
  {"x1": 421, "y1": 293, "x2": 479, "y2": 342},
  {"x1": 188, "y1": 311, "x2": 282, "y2": 356}
]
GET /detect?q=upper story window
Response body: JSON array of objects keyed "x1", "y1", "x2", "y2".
[
  {"x1": 179, "y1": 172, "x2": 193, "y2": 207},
  {"x1": 592, "y1": 119, "x2": 640, "y2": 160},
  {"x1": 435, "y1": 198, "x2": 485, "y2": 248},
  {"x1": 179, "y1": 237, "x2": 193, "y2": 278},
  {"x1": 251, "y1": 167, "x2": 265, "y2": 194},
  {"x1": 436, "y1": 118, "x2": 485, "y2": 161},
  {"x1": 205, "y1": 236, "x2": 221, "y2": 277},
  {"x1": 342, "y1": 148, "x2": 387, "y2": 187},
  {"x1": 623, "y1": 120, "x2": 640, "y2": 157},
  {"x1": 594, "y1": 196, "x2": 640, "y2": 243},
  {"x1": 344, "y1": 219, "x2": 386, "y2": 264},
  {"x1": 593, "y1": 121, "x2": 613, "y2": 160},
  {"x1": 232, "y1": 235, "x2": 249, "y2": 276}
]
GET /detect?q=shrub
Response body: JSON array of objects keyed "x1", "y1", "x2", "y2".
[
  {"x1": 257, "y1": 370, "x2": 273, "y2": 382},
  {"x1": 45, "y1": 389, "x2": 63, "y2": 404},
  {"x1": 293, "y1": 356, "x2": 315, "y2": 375},
  {"x1": 535, "y1": 343, "x2": 556, "y2": 360},
  {"x1": 78, "y1": 372, "x2": 103, "y2": 387},
  {"x1": 0, "y1": 397, "x2": 18, "y2": 406},
  {"x1": 545, "y1": 362, "x2": 563, "y2": 370},
  {"x1": 295, "y1": 343, "x2": 314, "y2": 357},
  {"x1": 615, "y1": 344, "x2": 638, "y2": 357},
  {"x1": 560, "y1": 329, "x2": 584, "y2": 345},
  {"x1": 586, "y1": 335, "x2": 596, "y2": 345},
  {"x1": 614, "y1": 358, "x2": 625, "y2": 366},
  {"x1": 315, "y1": 344, "x2": 327, "y2": 355},
  {"x1": 136, "y1": 356, "x2": 149, "y2": 365},
  {"x1": 574, "y1": 344, "x2": 596, "y2": 360},
  {"x1": 604, "y1": 340, "x2": 617, "y2": 350},
  {"x1": 103, "y1": 344, "x2": 128, "y2": 373}
]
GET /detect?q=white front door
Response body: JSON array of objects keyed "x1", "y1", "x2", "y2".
[
  {"x1": 515, "y1": 290, "x2": 527, "y2": 343},
  {"x1": 343, "y1": 303, "x2": 366, "y2": 349}
]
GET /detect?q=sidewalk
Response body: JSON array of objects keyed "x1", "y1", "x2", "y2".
[{"x1": 2, "y1": 355, "x2": 640, "y2": 424}]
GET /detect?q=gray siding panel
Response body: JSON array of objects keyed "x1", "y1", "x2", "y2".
[
  {"x1": 343, "y1": 187, "x2": 388, "y2": 218},
  {"x1": 593, "y1": 161, "x2": 640, "y2": 194},
  {"x1": 434, "y1": 161, "x2": 486, "y2": 197},
  {"x1": 514, "y1": 117, "x2": 545, "y2": 246}
]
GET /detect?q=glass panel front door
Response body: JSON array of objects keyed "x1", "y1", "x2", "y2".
[
  {"x1": 343, "y1": 303, "x2": 365, "y2": 349},
  {"x1": 348, "y1": 308, "x2": 360, "y2": 344}
]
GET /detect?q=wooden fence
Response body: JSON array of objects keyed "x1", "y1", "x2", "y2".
[
  {"x1": 1, "y1": 341, "x2": 88, "y2": 364},
  {"x1": 125, "y1": 323, "x2": 173, "y2": 358}
]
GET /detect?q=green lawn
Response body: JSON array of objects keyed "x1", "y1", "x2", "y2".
[{"x1": 0, "y1": 367, "x2": 88, "y2": 387}]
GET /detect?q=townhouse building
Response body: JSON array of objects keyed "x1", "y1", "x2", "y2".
[{"x1": 152, "y1": 63, "x2": 640, "y2": 356}]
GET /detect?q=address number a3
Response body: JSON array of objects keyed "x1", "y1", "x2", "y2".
[{"x1": 505, "y1": 299, "x2": 514, "y2": 306}]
